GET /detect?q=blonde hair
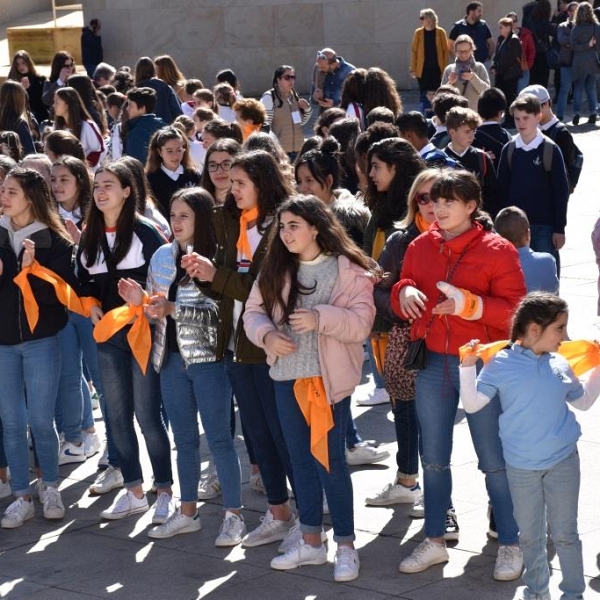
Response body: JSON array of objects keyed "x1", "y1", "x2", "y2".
[
  {"x1": 398, "y1": 168, "x2": 441, "y2": 228},
  {"x1": 420, "y1": 8, "x2": 438, "y2": 26}
]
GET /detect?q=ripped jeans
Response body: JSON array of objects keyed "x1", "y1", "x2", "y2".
[{"x1": 416, "y1": 351, "x2": 519, "y2": 544}]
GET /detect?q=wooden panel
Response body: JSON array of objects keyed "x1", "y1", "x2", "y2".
[{"x1": 7, "y1": 26, "x2": 82, "y2": 64}]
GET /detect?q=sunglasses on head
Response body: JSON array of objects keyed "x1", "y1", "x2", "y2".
[
  {"x1": 419, "y1": 15, "x2": 425, "y2": 20},
  {"x1": 282, "y1": 74, "x2": 296, "y2": 81},
  {"x1": 416, "y1": 192, "x2": 432, "y2": 205},
  {"x1": 316, "y1": 51, "x2": 328, "y2": 60}
]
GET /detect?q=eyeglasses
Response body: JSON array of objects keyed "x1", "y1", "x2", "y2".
[
  {"x1": 282, "y1": 74, "x2": 296, "y2": 81},
  {"x1": 64, "y1": 62, "x2": 74, "y2": 68},
  {"x1": 416, "y1": 192, "x2": 432, "y2": 205},
  {"x1": 207, "y1": 160, "x2": 232, "y2": 173}
]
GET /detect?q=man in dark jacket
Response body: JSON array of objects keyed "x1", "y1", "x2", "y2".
[
  {"x1": 81, "y1": 19, "x2": 103, "y2": 77},
  {"x1": 123, "y1": 88, "x2": 165, "y2": 165}
]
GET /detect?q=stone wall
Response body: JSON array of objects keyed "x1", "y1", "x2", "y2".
[
  {"x1": 83, "y1": 0, "x2": 517, "y2": 96},
  {"x1": 0, "y1": 0, "x2": 50, "y2": 25}
]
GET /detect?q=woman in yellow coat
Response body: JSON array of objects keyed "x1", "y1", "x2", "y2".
[{"x1": 410, "y1": 9, "x2": 449, "y2": 114}]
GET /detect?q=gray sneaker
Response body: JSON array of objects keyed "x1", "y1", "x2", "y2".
[
  {"x1": 42, "y1": 486, "x2": 65, "y2": 520},
  {"x1": 148, "y1": 510, "x2": 201, "y2": 539},
  {"x1": 215, "y1": 511, "x2": 246, "y2": 547},
  {"x1": 242, "y1": 509, "x2": 295, "y2": 547}
]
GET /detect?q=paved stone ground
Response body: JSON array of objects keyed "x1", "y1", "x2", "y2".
[{"x1": 0, "y1": 22, "x2": 600, "y2": 597}]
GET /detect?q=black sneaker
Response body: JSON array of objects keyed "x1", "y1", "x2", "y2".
[
  {"x1": 572, "y1": 114, "x2": 580, "y2": 126},
  {"x1": 488, "y1": 504, "x2": 498, "y2": 540},
  {"x1": 443, "y1": 510, "x2": 459, "y2": 542},
  {"x1": 588, "y1": 114, "x2": 597, "y2": 125}
]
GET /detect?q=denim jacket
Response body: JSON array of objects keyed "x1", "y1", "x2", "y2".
[
  {"x1": 323, "y1": 57, "x2": 355, "y2": 106},
  {"x1": 148, "y1": 242, "x2": 219, "y2": 371}
]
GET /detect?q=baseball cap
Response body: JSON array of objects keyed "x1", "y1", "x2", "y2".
[{"x1": 519, "y1": 84, "x2": 551, "y2": 104}]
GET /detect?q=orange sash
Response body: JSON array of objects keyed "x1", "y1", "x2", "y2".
[
  {"x1": 293, "y1": 377, "x2": 334, "y2": 472},
  {"x1": 13, "y1": 260, "x2": 100, "y2": 332},
  {"x1": 370, "y1": 333, "x2": 389, "y2": 374},
  {"x1": 236, "y1": 206, "x2": 259, "y2": 260},
  {"x1": 459, "y1": 339, "x2": 600, "y2": 376},
  {"x1": 93, "y1": 297, "x2": 151, "y2": 374}
]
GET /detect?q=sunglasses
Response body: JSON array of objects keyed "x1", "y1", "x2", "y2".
[
  {"x1": 316, "y1": 51, "x2": 328, "y2": 60},
  {"x1": 282, "y1": 74, "x2": 296, "y2": 81},
  {"x1": 64, "y1": 62, "x2": 74, "y2": 67},
  {"x1": 416, "y1": 192, "x2": 432, "y2": 205}
]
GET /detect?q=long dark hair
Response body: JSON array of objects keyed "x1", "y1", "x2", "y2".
[
  {"x1": 227, "y1": 150, "x2": 294, "y2": 232},
  {"x1": 67, "y1": 74, "x2": 108, "y2": 135},
  {"x1": 81, "y1": 162, "x2": 141, "y2": 267},
  {"x1": 145, "y1": 126, "x2": 195, "y2": 173},
  {"x1": 258, "y1": 194, "x2": 375, "y2": 323},
  {"x1": 0, "y1": 80, "x2": 29, "y2": 131},
  {"x1": 365, "y1": 137, "x2": 425, "y2": 228},
  {"x1": 271, "y1": 65, "x2": 300, "y2": 108},
  {"x1": 8, "y1": 50, "x2": 38, "y2": 80},
  {"x1": 134, "y1": 56, "x2": 155, "y2": 84},
  {"x1": 294, "y1": 137, "x2": 341, "y2": 195},
  {"x1": 117, "y1": 155, "x2": 155, "y2": 212},
  {"x1": 54, "y1": 87, "x2": 94, "y2": 139},
  {"x1": 170, "y1": 187, "x2": 216, "y2": 258},
  {"x1": 363, "y1": 68, "x2": 403, "y2": 118},
  {"x1": 51, "y1": 155, "x2": 92, "y2": 217},
  {"x1": 49, "y1": 51, "x2": 73, "y2": 82},
  {"x1": 199, "y1": 137, "x2": 241, "y2": 198},
  {"x1": 5, "y1": 168, "x2": 71, "y2": 242}
]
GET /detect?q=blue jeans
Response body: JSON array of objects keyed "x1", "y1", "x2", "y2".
[
  {"x1": 275, "y1": 381, "x2": 354, "y2": 543},
  {"x1": 556, "y1": 66, "x2": 573, "y2": 120},
  {"x1": 0, "y1": 337, "x2": 60, "y2": 495},
  {"x1": 160, "y1": 352, "x2": 241, "y2": 506},
  {"x1": 573, "y1": 73, "x2": 599, "y2": 115},
  {"x1": 225, "y1": 355, "x2": 293, "y2": 504},
  {"x1": 517, "y1": 69, "x2": 530, "y2": 93},
  {"x1": 507, "y1": 451, "x2": 584, "y2": 599},
  {"x1": 530, "y1": 223, "x2": 560, "y2": 277},
  {"x1": 393, "y1": 400, "x2": 419, "y2": 479},
  {"x1": 97, "y1": 327, "x2": 172, "y2": 489},
  {"x1": 416, "y1": 351, "x2": 518, "y2": 544}
]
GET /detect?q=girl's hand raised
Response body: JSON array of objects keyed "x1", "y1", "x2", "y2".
[
  {"x1": 289, "y1": 309, "x2": 317, "y2": 334},
  {"x1": 264, "y1": 331, "x2": 297, "y2": 357},
  {"x1": 399, "y1": 285, "x2": 428, "y2": 320},
  {"x1": 118, "y1": 277, "x2": 144, "y2": 306},
  {"x1": 181, "y1": 252, "x2": 216, "y2": 282},
  {"x1": 21, "y1": 239, "x2": 35, "y2": 268}
]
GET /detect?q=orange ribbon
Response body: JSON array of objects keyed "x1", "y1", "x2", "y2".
[
  {"x1": 236, "y1": 206, "x2": 259, "y2": 260},
  {"x1": 370, "y1": 333, "x2": 389, "y2": 375},
  {"x1": 456, "y1": 288, "x2": 482, "y2": 320},
  {"x1": 459, "y1": 339, "x2": 600, "y2": 376},
  {"x1": 293, "y1": 377, "x2": 334, "y2": 472},
  {"x1": 13, "y1": 260, "x2": 101, "y2": 332},
  {"x1": 93, "y1": 296, "x2": 151, "y2": 374}
]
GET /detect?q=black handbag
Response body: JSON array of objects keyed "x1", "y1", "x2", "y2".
[
  {"x1": 401, "y1": 243, "x2": 471, "y2": 372},
  {"x1": 402, "y1": 338, "x2": 428, "y2": 371}
]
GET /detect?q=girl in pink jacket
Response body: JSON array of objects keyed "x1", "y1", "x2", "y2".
[{"x1": 244, "y1": 194, "x2": 376, "y2": 583}]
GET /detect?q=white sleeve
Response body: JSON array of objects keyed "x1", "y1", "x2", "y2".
[
  {"x1": 570, "y1": 365, "x2": 600, "y2": 411},
  {"x1": 260, "y1": 92, "x2": 275, "y2": 127},
  {"x1": 459, "y1": 364, "x2": 492, "y2": 413},
  {"x1": 79, "y1": 121, "x2": 102, "y2": 155}
]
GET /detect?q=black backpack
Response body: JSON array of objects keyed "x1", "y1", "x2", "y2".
[{"x1": 544, "y1": 122, "x2": 584, "y2": 192}]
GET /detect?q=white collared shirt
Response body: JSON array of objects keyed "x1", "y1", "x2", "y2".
[
  {"x1": 514, "y1": 130, "x2": 544, "y2": 151},
  {"x1": 160, "y1": 164, "x2": 184, "y2": 181},
  {"x1": 419, "y1": 142, "x2": 437, "y2": 157},
  {"x1": 540, "y1": 116, "x2": 559, "y2": 131}
]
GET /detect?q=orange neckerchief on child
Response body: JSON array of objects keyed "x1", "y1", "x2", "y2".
[
  {"x1": 414, "y1": 213, "x2": 430, "y2": 234},
  {"x1": 293, "y1": 377, "x2": 334, "y2": 472},
  {"x1": 241, "y1": 123, "x2": 261, "y2": 140},
  {"x1": 459, "y1": 339, "x2": 600, "y2": 376},
  {"x1": 236, "y1": 207, "x2": 259, "y2": 260},
  {"x1": 13, "y1": 259, "x2": 100, "y2": 332},
  {"x1": 371, "y1": 229, "x2": 386, "y2": 261},
  {"x1": 93, "y1": 295, "x2": 152, "y2": 374}
]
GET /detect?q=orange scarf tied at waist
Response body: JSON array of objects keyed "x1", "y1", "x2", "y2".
[
  {"x1": 293, "y1": 377, "x2": 334, "y2": 472},
  {"x1": 236, "y1": 206, "x2": 259, "y2": 260},
  {"x1": 93, "y1": 295, "x2": 151, "y2": 375},
  {"x1": 459, "y1": 339, "x2": 600, "y2": 377},
  {"x1": 13, "y1": 260, "x2": 100, "y2": 332}
]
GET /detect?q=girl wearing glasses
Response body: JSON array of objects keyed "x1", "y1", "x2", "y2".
[
  {"x1": 200, "y1": 138, "x2": 241, "y2": 205},
  {"x1": 261, "y1": 66, "x2": 312, "y2": 160},
  {"x1": 145, "y1": 126, "x2": 200, "y2": 216},
  {"x1": 42, "y1": 51, "x2": 75, "y2": 108}
]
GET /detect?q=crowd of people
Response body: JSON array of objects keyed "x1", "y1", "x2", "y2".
[{"x1": 0, "y1": 2, "x2": 599, "y2": 597}]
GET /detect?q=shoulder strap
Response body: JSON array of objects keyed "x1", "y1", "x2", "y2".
[
  {"x1": 506, "y1": 140, "x2": 516, "y2": 169},
  {"x1": 99, "y1": 234, "x2": 119, "y2": 280},
  {"x1": 542, "y1": 139, "x2": 553, "y2": 173},
  {"x1": 479, "y1": 150, "x2": 487, "y2": 178}
]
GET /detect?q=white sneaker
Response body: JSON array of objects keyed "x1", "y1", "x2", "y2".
[
  {"x1": 148, "y1": 510, "x2": 201, "y2": 539},
  {"x1": 270, "y1": 539, "x2": 327, "y2": 570},
  {"x1": 42, "y1": 486, "x2": 65, "y2": 520},
  {"x1": 58, "y1": 441, "x2": 86, "y2": 465},
  {"x1": 242, "y1": 509, "x2": 295, "y2": 547},
  {"x1": 83, "y1": 431, "x2": 101, "y2": 458},
  {"x1": 410, "y1": 492, "x2": 425, "y2": 518},
  {"x1": 152, "y1": 492, "x2": 176, "y2": 524},
  {"x1": 0, "y1": 479, "x2": 11, "y2": 499},
  {"x1": 334, "y1": 547, "x2": 360, "y2": 582},
  {"x1": 100, "y1": 490, "x2": 149, "y2": 520},
  {"x1": 197, "y1": 472, "x2": 221, "y2": 500},
  {"x1": 399, "y1": 538, "x2": 449, "y2": 573},
  {"x1": 365, "y1": 482, "x2": 421, "y2": 506},
  {"x1": 494, "y1": 545, "x2": 524, "y2": 581},
  {"x1": 278, "y1": 522, "x2": 328, "y2": 553},
  {"x1": 89, "y1": 466, "x2": 124, "y2": 495},
  {"x1": 346, "y1": 441, "x2": 390, "y2": 466},
  {"x1": 355, "y1": 388, "x2": 390, "y2": 406},
  {"x1": 1, "y1": 497, "x2": 35, "y2": 529},
  {"x1": 215, "y1": 511, "x2": 246, "y2": 547},
  {"x1": 34, "y1": 478, "x2": 45, "y2": 500},
  {"x1": 249, "y1": 472, "x2": 266, "y2": 495}
]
